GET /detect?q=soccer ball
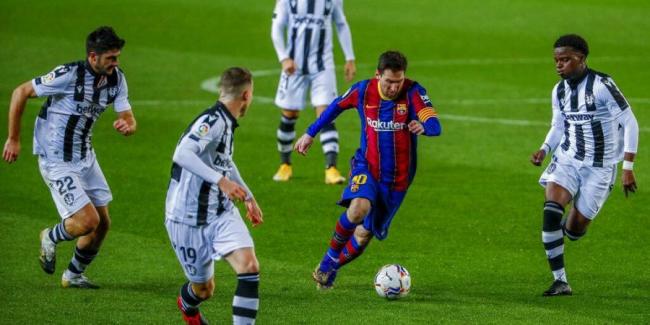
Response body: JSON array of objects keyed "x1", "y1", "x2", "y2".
[{"x1": 374, "y1": 264, "x2": 411, "y2": 299}]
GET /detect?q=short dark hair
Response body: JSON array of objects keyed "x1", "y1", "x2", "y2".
[
  {"x1": 218, "y1": 67, "x2": 253, "y2": 98},
  {"x1": 377, "y1": 51, "x2": 408, "y2": 73},
  {"x1": 86, "y1": 26, "x2": 125, "y2": 55},
  {"x1": 554, "y1": 34, "x2": 589, "y2": 57}
]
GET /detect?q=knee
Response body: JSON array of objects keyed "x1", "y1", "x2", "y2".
[
  {"x1": 282, "y1": 110, "x2": 299, "y2": 119},
  {"x1": 194, "y1": 281, "x2": 215, "y2": 300},
  {"x1": 563, "y1": 225, "x2": 586, "y2": 241},
  {"x1": 354, "y1": 229, "x2": 372, "y2": 246},
  {"x1": 347, "y1": 200, "x2": 371, "y2": 223},
  {"x1": 77, "y1": 214, "x2": 100, "y2": 234},
  {"x1": 242, "y1": 257, "x2": 260, "y2": 274}
]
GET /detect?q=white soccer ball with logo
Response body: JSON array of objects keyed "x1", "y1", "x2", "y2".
[{"x1": 374, "y1": 264, "x2": 411, "y2": 299}]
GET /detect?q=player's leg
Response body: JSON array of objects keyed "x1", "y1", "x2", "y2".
[
  {"x1": 542, "y1": 182, "x2": 573, "y2": 294},
  {"x1": 61, "y1": 205, "x2": 110, "y2": 288},
  {"x1": 274, "y1": 109, "x2": 299, "y2": 181},
  {"x1": 563, "y1": 208, "x2": 591, "y2": 240},
  {"x1": 312, "y1": 69, "x2": 344, "y2": 184},
  {"x1": 313, "y1": 197, "x2": 371, "y2": 288},
  {"x1": 178, "y1": 280, "x2": 213, "y2": 325},
  {"x1": 321, "y1": 198, "x2": 371, "y2": 267},
  {"x1": 273, "y1": 72, "x2": 307, "y2": 182},
  {"x1": 538, "y1": 158, "x2": 579, "y2": 296},
  {"x1": 337, "y1": 225, "x2": 373, "y2": 268},
  {"x1": 60, "y1": 158, "x2": 113, "y2": 288},
  {"x1": 225, "y1": 248, "x2": 260, "y2": 325},
  {"x1": 40, "y1": 203, "x2": 100, "y2": 274},
  {"x1": 337, "y1": 188, "x2": 404, "y2": 269},
  {"x1": 564, "y1": 164, "x2": 617, "y2": 241},
  {"x1": 166, "y1": 219, "x2": 213, "y2": 325},
  {"x1": 37, "y1": 159, "x2": 97, "y2": 274}
]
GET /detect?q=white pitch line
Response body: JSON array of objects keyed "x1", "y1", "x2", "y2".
[
  {"x1": 187, "y1": 62, "x2": 650, "y2": 132},
  {"x1": 131, "y1": 99, "x2": 650, "y2": 133}
]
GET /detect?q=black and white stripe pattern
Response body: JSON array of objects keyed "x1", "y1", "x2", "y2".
[
  {"x1": 32, "y1": 60, "x2": 128, "y2": 163},
  {"x1": 542, "y1": 201, "x2": 566, "y2": 282},
  {"x1": 553, "y1": 69, "x2": 630, "y2": 167},
  {"x1": 67, "y1": 247, "x2": 98, "y2": 275},
  {"x1": 232, "y1": 273, "x2": 260, "y2": 325},
  {"x1": 48, "y1": 222, "x2": 74, "y2": 243},
  {"x1": 280, "y1": 0, "x2": 338, "y2": 73},
  {"x1": 319, "y1": 122, "x2": 339, "y2": 167},
  {"x1": 166, "y1": 102, "x2": 238, "y2": 226},
  {"x1": 179, "y1": 281, "x2": 204, "y2": 315},
  {"x1": 277, "y1": 115, "x2": 297, "y2": 164}
]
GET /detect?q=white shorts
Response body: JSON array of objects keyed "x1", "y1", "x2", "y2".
[
  {"x1": 38, "y1": 156, "x2": 112, "y2": 219},
  {"x1": 539, "y1": 155, "x2": 617, "y2": 219},
  {"x1": 274, "y1": 68, "x2": 337, "y2": 110},
  {"x1": 165, "y1": 208, "x2": 254, "y2": 283}
]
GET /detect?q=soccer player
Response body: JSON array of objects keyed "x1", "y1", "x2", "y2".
[
  {"x1": 271, "y1": 0, "x2": 356, "y2": 184},
  {"x1": 294, "y1": 51, "x2": 442, "y2": 289},
  {"x1": 530, "y1": 34, "x2": 639, "y2": 296},
  {"x1": 165, "y1": 67, "x2": 263, "y2": 325},
  {"x1": 2, "y1": 26, "x2": 136, "y2": 288}
]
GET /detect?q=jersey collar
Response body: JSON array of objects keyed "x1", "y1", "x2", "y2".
[
  {"x1": 567, "y1": 67, "x2": 590, "y2": 89},
  {"x1": 377, "y1": 80, "x2": 392, "y2": 101},
  {"x1": 84, "y1": 60, "x2": 101, "y2": 77},
  {"x1": 216, "y1": 101, "x2": 239, "y2": 128}
]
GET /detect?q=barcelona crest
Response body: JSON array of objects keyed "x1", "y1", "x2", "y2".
[{"x1": 396, "y1": 103, "x2": 407, "y2": 115}]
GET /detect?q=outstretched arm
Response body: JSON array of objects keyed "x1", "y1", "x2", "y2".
[
  {"x1": 3, "y1": 81, "x2": 37, "y2": 163},
  {"x1": 619, "y1": 109, "x2": 638, "y2": 197},
  {"x1": 295, "y1": 86, "x2": 359, "y2": 155}
]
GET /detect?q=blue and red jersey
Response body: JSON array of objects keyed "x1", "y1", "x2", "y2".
[{"x1": 306, "y1": 78, "x2": 441, "y2": 191}]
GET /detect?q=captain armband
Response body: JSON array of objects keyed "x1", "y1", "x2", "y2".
[{"x1": 417, "y1": 107, "x2": 437, "y2": 122}]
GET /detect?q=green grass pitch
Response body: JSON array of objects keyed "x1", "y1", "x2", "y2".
[{"x1": 1, "y1": 0, "x2": 649, "y2": 323}]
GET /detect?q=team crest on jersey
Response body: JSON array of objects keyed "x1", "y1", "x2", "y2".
[
  {"x1": 184, "y1": 264, "x2": 197, "y2": 276},
  {"x1": 585, "y1": 94, "x2": 594, "y2": 106},
  {"x1": 64, "y1": 193, "x2": 75, "y2": 206},
  {"x1": 108, "y1": 87, "x2": 118, "y2": 98},
  {"x1": 396, "y1": 104, "x2": 407, "y2": 115}
]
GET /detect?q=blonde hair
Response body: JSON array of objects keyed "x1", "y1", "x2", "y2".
[{"x1": 218, "y1": 67, "x2": 252, "y2": 100}]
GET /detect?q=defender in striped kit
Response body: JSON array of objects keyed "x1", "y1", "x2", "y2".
[
  {"x1": 165, "y1": 68, "x2": 263, "y2": 325},
  {"x1": 3, "y1": 26, "x2": 136, "y2": 289},
  {"x1": 271, "y1": 0, "x2": 356, "y2": 184},
  {"x1": 295, "y1": 51, "x2": 441, "y2": 289},
  {"x1": 531, "y1": 34, "x2": 639, "y2": 296}
]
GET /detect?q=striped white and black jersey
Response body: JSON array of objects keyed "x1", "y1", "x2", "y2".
[
  {"x1": 549, "y1": 69, "x2": 631, "y2": 167},
  {"x1": 272, "y1": 0, "x2": 355, "y2": 74},
  {"x1": 166, "y1": 102, "x2": 240, "y2": 226},
  {"x1": 32, "y1": 61, "x2": 131, "y2": 162}
]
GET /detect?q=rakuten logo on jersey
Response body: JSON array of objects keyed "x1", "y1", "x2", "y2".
[{"x1": 366, "y1": 117, "x2": 406, "y2": 132}]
